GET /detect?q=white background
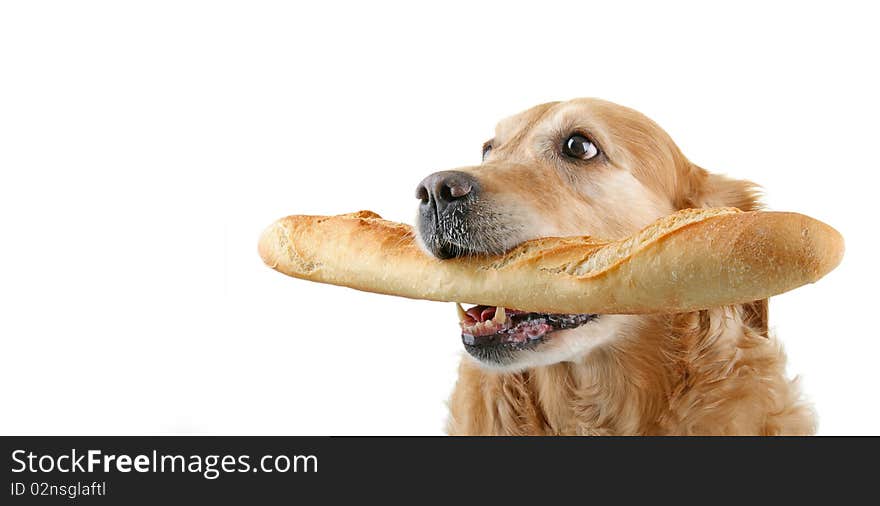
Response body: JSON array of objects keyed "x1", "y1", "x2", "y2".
[{"x1": 1, "y1": 1, "x2": 878, "y2": 435}]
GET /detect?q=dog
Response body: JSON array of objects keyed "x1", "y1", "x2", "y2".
[{"x1": 414, "y1": 98, "x2": 815, "y2": 435}]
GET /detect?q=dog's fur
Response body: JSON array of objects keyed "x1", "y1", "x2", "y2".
[{"x1": 419, "y1": 98, "x2": 815, "y2": 435}]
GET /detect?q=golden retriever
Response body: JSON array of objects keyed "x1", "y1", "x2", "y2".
[{"x1": 414, "y1": 98, "x2": 815, "y2": 435}]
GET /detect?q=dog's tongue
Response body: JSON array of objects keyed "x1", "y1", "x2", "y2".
[
  {"x1": 465, "y1": 305, "x2": 496, "y2": 323},
  {"x1": 464, "y1": 305, "x2": 528, "y2": 324}
]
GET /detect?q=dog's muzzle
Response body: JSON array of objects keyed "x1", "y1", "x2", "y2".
[
  {"x1": 415, "y1": 169, "x2": 601, "y2": 365},
  {"x1": 415, "y1": 170, "x2": 481, "y2": 259}
]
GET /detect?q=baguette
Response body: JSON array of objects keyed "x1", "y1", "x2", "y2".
[{"x1": 257, "y1": 208, "x2": 844, "y2": 314}]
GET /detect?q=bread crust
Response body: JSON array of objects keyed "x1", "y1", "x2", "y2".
[{"x1": 258, "y1": 208, "x2": 844, "y2": 314}]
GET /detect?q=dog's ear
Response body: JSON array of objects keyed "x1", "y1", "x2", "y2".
[
  {"x1": 678, "y1": 164, "x2": 768, "y2": 334},
  {"x1": 742, "y1": 299, "x2": 769, "y2": 337},
  {"x1": 677, "y1": 163, "x2": 763, "y2": 212}
]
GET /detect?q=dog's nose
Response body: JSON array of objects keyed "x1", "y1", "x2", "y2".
[{"x1": 416, "y1": 170, "x2": 478, "y2": 213}]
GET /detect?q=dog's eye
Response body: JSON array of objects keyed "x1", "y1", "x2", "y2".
[
  {"x1": 482, "y1": 143, "x2": 493, "y2": 161},
  {"x1": 563, "y1": 134, "x2": 599, "y2": 160}
]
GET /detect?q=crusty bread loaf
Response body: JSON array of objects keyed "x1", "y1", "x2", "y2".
[{"x1": 258, "y1": 208, "x2": 844, "y2": 314}]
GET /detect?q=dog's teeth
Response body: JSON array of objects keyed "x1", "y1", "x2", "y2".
[
  {"x1": 494, "y1": 307, "x2": 506, "y2": 324},
  {"x1": 456, "y1": 303, "x2": 467, "y2": 322}
]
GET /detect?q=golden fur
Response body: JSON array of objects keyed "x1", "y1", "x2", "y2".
[{"x1": 442, "y1": 98, "x2": 815, "y2": 435}]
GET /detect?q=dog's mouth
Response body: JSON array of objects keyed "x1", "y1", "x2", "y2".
[{"x1": 456, "y1": 303, "x2": 599, "y2": 351}]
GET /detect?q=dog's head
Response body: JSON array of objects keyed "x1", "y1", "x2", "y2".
[{"x1": 415, "y1": 98, "x2": 762, "y2": 371}]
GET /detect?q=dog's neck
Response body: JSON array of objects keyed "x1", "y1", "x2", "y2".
[{"x1": 446, "y1": 306, "x2": 816, "y2": 435}]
